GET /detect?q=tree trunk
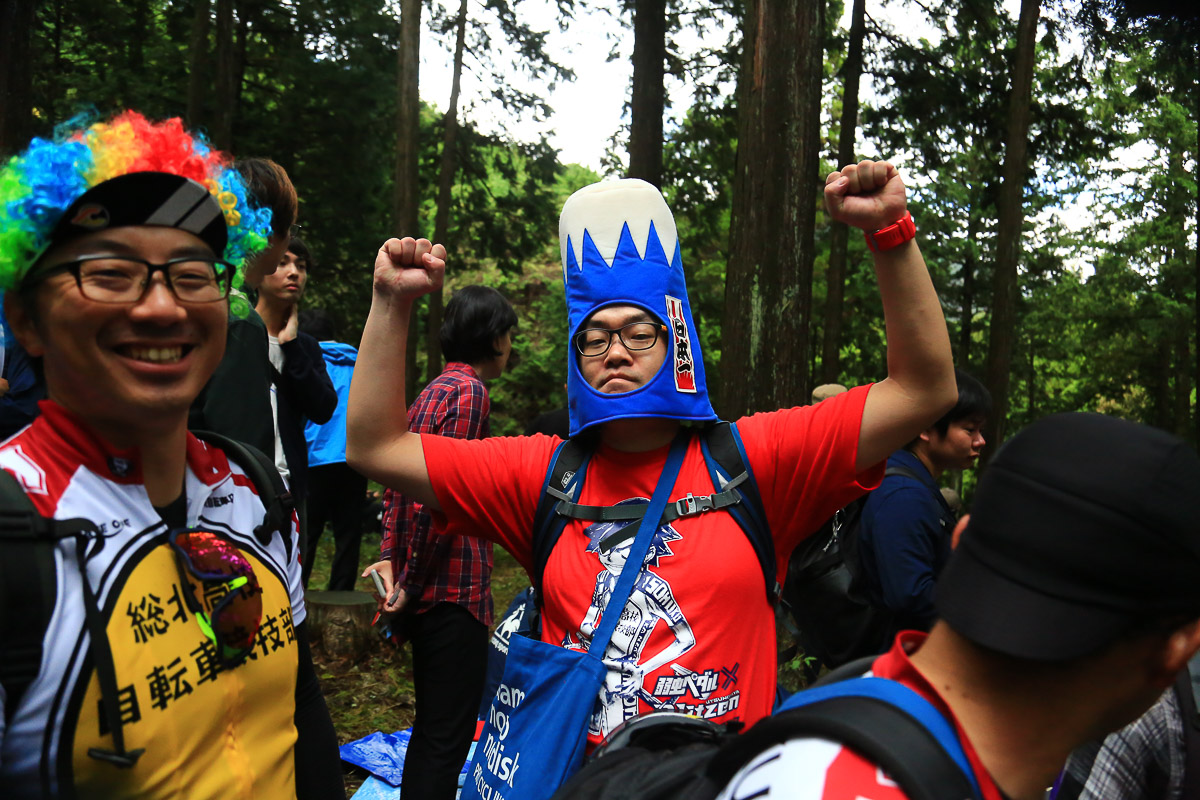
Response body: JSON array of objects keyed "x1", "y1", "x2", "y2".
[
  {"x1": 1194, "y1": 42, "x2": 1199, "y2": 444},
  {"x1": 721, "y1": 0, "x2": 824, "y2": 418},
  {"x1": 213, "y1": 0, "x2": 235, "y2": 150},
  {"x1": 306, "y1": 591, "x2": 380, "y2": 664},
  {"x1": 959, "y1": 206, "x2": 980, "y2": 366},
  {"x1": 128, "y1": 0, "x2": 149, "y2": 75},
  {"x1": 819, "y1": 0, "x2": 865, "y2": 386},
  {"x1": 628, "y1": 0, "x2": 667, "y2": 187},
  {"x1": 1173, "y1": 325, "x2": 1190, "y2": 438},
  {"x1": 47, "y1": 0, "x2": 66, "y2": 123},
  {"x1": 186, "y1": 0, "x2": 212, "y2": 127},
  {"x1": 1152, "y1": 336, "x2": 1171, "y2": 431},
  {"x1": 0, "y1": 0, "x2": 36, "y2": 156},
  {"x1": 230, "y1": 0, "x2": 257, "y2": 145},
  {"x1": 982, "y1": 0, "x2": 1039, "y2": 463},
  {"x1": 393, "y1": 0, "x2": 423, "y2": 401},
  {"x1": 428, "y1": 0, "x2": 469, "y2": 384}
]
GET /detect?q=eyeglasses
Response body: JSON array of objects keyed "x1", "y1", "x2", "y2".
[
  {"x1": 170, "y1": 529, "x2": 263, "y2": 667},
  {"x1": 36, "y1": 256, "x2": 234, "y2": 304},
  {"x1": 573, "y1": 322, "x2": 668, "y2": 357},
  {"x1": 289, "y1": 223, "x2": 303, "y2": 239}
]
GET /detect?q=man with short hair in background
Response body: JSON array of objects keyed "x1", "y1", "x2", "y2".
[
  {"x1": 857, "y1": 368, "x2": 991, "y2": 639},
  {"x1": 253, "y1": 235, "x2": 335, "y2": 531}
]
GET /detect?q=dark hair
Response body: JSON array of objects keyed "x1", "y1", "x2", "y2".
[
  {"x1": 299, "y1": 307, "x2": 336, "y2": 341},
  {"x1": 931, "y1": 369, "x2": 992, "y2": 438},
  {"x1": 440, "y1": 285, "x2": 517, "y2": 364},
  {"x1": 287, "y1": 235, "x2": 314, "y2": 271},
  {"x1": 234, "y1": 157, "x2": 297, "y2": 239}
]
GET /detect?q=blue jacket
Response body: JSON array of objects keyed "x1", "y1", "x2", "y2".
[
  {"x1": 857, "y1": 449, "x2": 955, "y2": 635},
  {"x1": 305, "y1": 341, "x2": 357, "y2": 467}
]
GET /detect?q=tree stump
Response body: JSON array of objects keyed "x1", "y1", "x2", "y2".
[{"x1": 306, "y1": 590, "x2": 379, "y2": 664}]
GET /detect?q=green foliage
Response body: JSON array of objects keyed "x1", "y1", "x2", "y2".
[{"x1": 13, "y1": 0, "x2": 1197, "y2": 447}]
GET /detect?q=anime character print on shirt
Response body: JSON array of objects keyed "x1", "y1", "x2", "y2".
[{"x1": 562, "y1": 499, "x2": 696, "y2": 737}]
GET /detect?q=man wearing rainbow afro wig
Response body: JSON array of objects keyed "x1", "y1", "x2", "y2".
[
  {"x1": 348, "y1": 163, "x2": 956, "y2": 761},
  {"x1": 0, "y1": 112, "x2": 342, "y2": 799}
]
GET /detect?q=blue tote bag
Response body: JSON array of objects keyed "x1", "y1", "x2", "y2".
[{"x1": 463, "y1": 434, "x2": 690, "y2": 800}]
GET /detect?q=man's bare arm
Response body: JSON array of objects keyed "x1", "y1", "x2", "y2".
[
  {"x1": 824, "y1": 161, "x2": 956, "y2": 473},
  {"x1": 345, "y1": 237, "x2": 445, "y2": 510}
]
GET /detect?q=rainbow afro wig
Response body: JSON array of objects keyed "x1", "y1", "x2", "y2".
[{"x1": 0, "y1": 110, "x2": 273, "y2": 292}]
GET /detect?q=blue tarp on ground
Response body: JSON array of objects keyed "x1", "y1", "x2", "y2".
[{"x1": 341, "y1": 728, "x2": 477, "y2": 798}]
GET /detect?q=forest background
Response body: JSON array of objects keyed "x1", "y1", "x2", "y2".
[{"x1": 1, "y1": 0, "x2": 1197, "y2": 489}]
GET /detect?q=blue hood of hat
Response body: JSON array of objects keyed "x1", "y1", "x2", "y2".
[{"x1": 561, "y1": 182, "x2": 715, "y2": 436}]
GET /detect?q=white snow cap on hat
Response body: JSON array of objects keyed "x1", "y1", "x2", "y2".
[{"x1": 559, "y1": 179, "x2": 679, "y2": 278}]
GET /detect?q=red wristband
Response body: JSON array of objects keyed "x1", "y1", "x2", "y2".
[{"x1": 864, "y1": 211, "x2": 916, "y2": 253}]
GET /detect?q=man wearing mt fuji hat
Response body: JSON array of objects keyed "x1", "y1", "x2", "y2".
[{"x1": 349, "y1": 159, "x2": 956, "y2": 747}]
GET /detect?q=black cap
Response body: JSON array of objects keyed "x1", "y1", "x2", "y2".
[
  {"x1": 42, "y1": 172, "x2": 227, "y2": 264},
  {"x1": 936, "y1": 412, "x2": 1200, "y2": 661}
]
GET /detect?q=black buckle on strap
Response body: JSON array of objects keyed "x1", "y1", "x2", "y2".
[{"x1": 675, "y1": 493, "x2": 716, "y2": 517}]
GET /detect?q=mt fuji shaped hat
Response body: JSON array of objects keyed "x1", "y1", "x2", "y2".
[{"x1": 559, "y1": 179, "x2": 717, "y2": 435}]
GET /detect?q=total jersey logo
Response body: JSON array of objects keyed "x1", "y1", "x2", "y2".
[{"x1": 665, "y1": 295, "x2": 696, "y2": 393}]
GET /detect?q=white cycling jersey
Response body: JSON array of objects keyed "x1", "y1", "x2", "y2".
[{"x1": 0, "y1": 401, "x2": 306, "y2": 800}]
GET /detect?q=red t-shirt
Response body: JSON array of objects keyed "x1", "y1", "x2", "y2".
[
  {"x1": 715, "y1": 632, "x2": 1006, "y2": 800},
  {"x1": 423, "y1": 385, "x2": 882, "y2": 746}
]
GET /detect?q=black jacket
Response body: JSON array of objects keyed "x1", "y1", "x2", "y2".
[
  {"x1": 191, "y1": 312, "x2": 336, "y2": 500},
  {"x1": 274, "y1": 331, "x2": 337, "y2": 499}
]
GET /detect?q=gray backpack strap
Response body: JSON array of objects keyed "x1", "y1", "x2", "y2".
[{"x1": 192, "y1": 430, "x2": 295, "y2": 552}]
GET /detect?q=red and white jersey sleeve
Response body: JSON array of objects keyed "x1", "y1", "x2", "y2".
[{"x1": 716, "y1": 633, "x2": 1006, "y2": 800}]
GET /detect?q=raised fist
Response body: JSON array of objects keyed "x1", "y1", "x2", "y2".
[
  {"x1": 373, "y1": 237, "x2": 446, "y2": 300},
  {"x1": 824, "y1": 160, "x2": 908, "y2": 233}
]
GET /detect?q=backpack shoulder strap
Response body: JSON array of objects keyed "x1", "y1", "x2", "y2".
[
  {"x1": 531, "y1": 436, "x2": 593, "y2": 597},
  {"x1": 1176, "y1": 651, "x2": 1200, "y2": 799},
  {"x1": 884, "y1": 464, "x2": 922, "y2": 481},
  {"x1": 884, "y1": 464, "x2": 952, "y2": 514},
  {"x1": 193, "y1": 430, "x2": 295, "y2": 550},
  {"x1": 699, "y1": 420, "x2": 775, "y2": 601},
  {"x1": 708, "y1": 676, "x2": 981, "y2": 800},
  {"x1": 0, "y1": 470, "x2": 59, "y2": 725}
]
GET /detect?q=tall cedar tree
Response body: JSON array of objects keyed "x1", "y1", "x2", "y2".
[
  {"x1": 395, "y1": 0, "x2": 424, "y2": 401},
  {"x1": 628, "y1": 0, "x2": 667, "y2": 187},
  {"x1": 983, "y1": 0, "x2": 1040, "y2": 460},
  {"x1": 721, "y1": 0, "x2": 824, "y2": 417},
  {"x1": 186, "y1": 0, "x2": 211, "y2": 125},
  {"x1": 0, "y1": 0, "x2": 36, "y2": 156},
  {"x1": 819, "y1": 0, "x2": 865, "y2": 385},
  {"x1": 428, "y1": 0, "x2": 470, "y2": 381}
]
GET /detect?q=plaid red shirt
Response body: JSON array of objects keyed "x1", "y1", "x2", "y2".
[{"x1": 381, "y1": 362, "x2": 494, "y2": 626}]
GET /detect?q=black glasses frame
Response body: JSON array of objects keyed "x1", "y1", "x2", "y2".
[
  {"x1": 573, "y1": 322, "x2": 669, "y2": 357},
  {"x1": 34, "y1": 255, "x2": 235, "y2": 304}
]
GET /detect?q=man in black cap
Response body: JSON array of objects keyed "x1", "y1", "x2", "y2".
[{"x1": 715, "y1": 412, "x2": 1200, "y2": 800}]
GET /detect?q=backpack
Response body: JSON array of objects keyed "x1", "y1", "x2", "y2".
[
  {"x1": 781, "y1": 464, "x2": 926, "y2": 671},
  {"x1": 0, "y1": 431, "x2": 294, "y2": 726},
  {"x1": 530, "y1": 421, "x2": 775, "y2": 602},
  {"x1": 549, "y1": 654, "x2": 982, "y2": 800}
]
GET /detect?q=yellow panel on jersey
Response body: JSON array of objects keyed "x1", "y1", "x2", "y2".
[{"x1": 68, "y1": 543, "x2": 299, "y2": 799}]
